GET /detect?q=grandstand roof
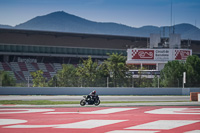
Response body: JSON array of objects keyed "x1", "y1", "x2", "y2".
[
  {"x1": 0, "y1": 28, "x2": 148, "y2": 50},
  {"x1": 0, "y1": 28, "x2": 200, "y2": 54}
]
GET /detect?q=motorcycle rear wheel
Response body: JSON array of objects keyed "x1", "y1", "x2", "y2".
[
  {"x1": 80, "y1": 99, "x2": 86, "y2": 106},
  {"x1": 94, "y1": 100, "x2": 100, "y2": 106}
]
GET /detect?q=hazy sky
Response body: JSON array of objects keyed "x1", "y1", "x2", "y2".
[{"x1": 0, "y1": 0, "x2": 199, "y2": 28}]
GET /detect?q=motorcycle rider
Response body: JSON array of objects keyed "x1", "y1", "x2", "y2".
[
  {"x1": 87, "y1": 90, "x2": 96, "y2": 101},
  {"x1": 80, "y1": 90, "x2": 100, "y2": 106}
]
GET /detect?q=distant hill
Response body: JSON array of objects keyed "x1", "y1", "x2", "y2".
[
  {"x1": 1, "y1": 11, "x2": 200, "y2": 40},
  {"x1": 0, "y1": 24, "x2": 13, "y2": 29}
]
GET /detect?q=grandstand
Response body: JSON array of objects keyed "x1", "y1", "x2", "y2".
[{"x1": 0, "y1": 28, "x2": 200, "y2": 82}]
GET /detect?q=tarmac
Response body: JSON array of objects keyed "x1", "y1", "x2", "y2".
[
  {"x1": 0, "y1": 95, "x2": 199, "y2": 107},
  {"x1": 0, "y1": 101, "x2": 200, "y2": 108}
]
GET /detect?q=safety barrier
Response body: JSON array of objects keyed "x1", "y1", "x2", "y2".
[{"x1": 0, "y1": 87, "x2": 200, "y2": 95}]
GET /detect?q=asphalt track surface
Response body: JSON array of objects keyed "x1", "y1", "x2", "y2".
[
  {"x1": 1, "y1": 95, "x2": 200, "y2": 106},
  {"x1": 0, "y1": 95, "x2": 191, "y2": 101},
  {"x1": 0, "y1": 96, "x2": 200, "y2": 132},
  {"x1": 0, "y1": 106, "x2": 200, "y2": 133}
]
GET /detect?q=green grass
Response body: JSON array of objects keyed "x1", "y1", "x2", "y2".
[
  {"x1": 0, "y1": 100, "x2": 79, "y2": 105},
  {"x1": 0, "y1": 100, "x2": 190, "y2": 105},
  {"x1": 102, "y1": 101, "x2": 189, "y2": 103}
]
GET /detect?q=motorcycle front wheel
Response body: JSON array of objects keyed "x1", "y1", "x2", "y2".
[
  {"x1": 94, "y1": 100, "x2": 100, "y2": 106},
  {"x1": 80, "y1": 99, "x2": 86, "y2": 106}
]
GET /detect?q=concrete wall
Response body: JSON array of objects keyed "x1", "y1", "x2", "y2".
[{"x1": 0, "y1": 87, "x2": 200, "y2": 95}]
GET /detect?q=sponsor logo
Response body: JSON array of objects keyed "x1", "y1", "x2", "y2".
[
  {"x1": 175, "y1": 50, "x2": 191, "y2": 60},
  {"x1": 132, "y1": 50, "x2": 154, "y2": 59}
]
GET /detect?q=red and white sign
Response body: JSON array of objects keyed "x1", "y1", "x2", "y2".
[
  {"x1": 132, "y1": 49, "x2": 154, "y2": 60},
  {"x1": 175, "y1": 50, "x2": 191, "y2": 60},
  {"x1": 127, "y1": 49, "x2": 192, "y2": 62}
]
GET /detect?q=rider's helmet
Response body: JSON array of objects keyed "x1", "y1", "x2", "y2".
[{"x1": 92, "y1": 90, "x2": 96, "y2": 95}]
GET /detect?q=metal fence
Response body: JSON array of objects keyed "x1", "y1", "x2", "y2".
[{"x1": 6, "y1": 77, "x2": 200, "y2": 88}]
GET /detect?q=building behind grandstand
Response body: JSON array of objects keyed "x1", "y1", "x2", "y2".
[
  {"x1": 126, "y1": 34, "x2": 193, "y2": 78},
  {"x1": 0, "y1": 28, "x2": 200, "y2": 83}
]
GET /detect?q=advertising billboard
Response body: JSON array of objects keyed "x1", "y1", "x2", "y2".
[
  {"x1": 175, "y1": 50, "x2": 191, "y2": 60},
  {"x1": 128, "y1": 49, "x2": 192, "y2": 61},
  {"x1": 154, "y1": 49, "x2": 171, "y2": 61}
]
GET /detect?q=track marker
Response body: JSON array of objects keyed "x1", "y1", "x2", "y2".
[
  {"x1": 0, "y1": 119, "x2": 27, "y2": 125},
  {"x1": 184, "y1": 130, "x2": 200, "y2": 133},
  {"x1": 4, "y1": 119, "x2": 127, "y2": 129},
  {"x1": 45, "y1": 108, "x2": 136, "y2": 114},
  {"x1": 145, "y1": 108, "x2": 200, "y2": 115},
  {"x1": 0, "y1": 109, "x2": 54, "y2": 114},
  {"x1": 106, "y1": 130, "x2": 159, "y2": 133},
  {"x1": 55, "y1": 120, "x2": 127, "y2": 129},
  {"x1": 126, "y1": 120, "x2": 200, "y2": 130}
]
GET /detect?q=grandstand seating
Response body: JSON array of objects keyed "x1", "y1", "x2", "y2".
[
  {"x1": 14, "y1": 72, "x2": 21, "y2": 81},
  {"x1": 45, "y1": 63, "x2": 54, "y2": 72},
  {"x1": 17, "y1": 71, "x2": 25, "y2": 80},
  {"x1": 0, "y1": 62, "x2": 17, "y2": 80},
  {"x1": 31, "y1": 63, "x2": 40, "y2": 70},
  {"x1": 53, "y1": 63, "x2": 62, "y2": 71},
  {"x1": 0, "y1": 63, "x2": 3, "y2": 71},
  {"x1": 38, "y1": 63, "x2": 47, "y2": 72},
  {"x1": 26, "y1": 62, "x2": 35, "y2": 72},
  {"x1": 18, "y1": 62, "x2": 28, "y2": 71},
  {"x1": 0, "y1": 62, "x2": 63, "y2": 82},
  {"x1": 10, "y1": 62, "x2": 21, "y2": 71},
  {"x1": 1, "y1": 62, "x2": 11, "y2": 71},
  {"x1": 23, "y1": 71, "x2": 32, "y2": 81}
]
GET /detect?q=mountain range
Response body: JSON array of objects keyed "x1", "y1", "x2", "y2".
[{"x1": 1, "y1": 11, "x2": 200, "y2": 40}]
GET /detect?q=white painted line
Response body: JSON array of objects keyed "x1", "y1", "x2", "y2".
[
  {"x1": 4, "y1": 120, "x2": 127, "y2": 129},
  {"x1": 4, "y1": 124, "x2": 55, "y2": 128},
  {"x1": 184, "y1": 130, "x2": 200, "y2": 133},
  {"x1": 126, "y1": 120, "x2": 200, "y2": 130},
  {"x1": 44, "y1": 112, "x2": 79, "y2": 114},
  {"x1": 81, "y1": 108, "x2": 136, "y2": 114},
  {"x1": 0, "y1": 109, "x2": 54, "y2": 114},
  {"x1": 145, "y1": 108, "x2": 200, "y2": 115},
  {"x1": 106, "y1": 130, "x2": 159, "y2": 133},
  {"x1": 55, "y1": 120, "x2": 127, "y2": 129},
  {"x1": 0, "y1": 119, "x2": 27, "y2": 125},
  {"x1": 44, "y1": 108, "x2": 136, "y2": 115}
]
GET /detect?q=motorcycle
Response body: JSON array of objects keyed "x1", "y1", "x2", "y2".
[{"x1": 80, "y1": 95, "x2": 100, "y2": 106}]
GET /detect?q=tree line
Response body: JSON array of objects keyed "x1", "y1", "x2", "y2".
[
  {"x1": 0, "y1": 54, "x2": 200, "y2": 87},
  {"x1": 160, "y1": 55, "x2": 200, "y2": 87}
]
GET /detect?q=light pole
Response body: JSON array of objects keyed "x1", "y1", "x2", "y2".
[
  {"x1": 107, "y1": 77, "x2": 109, "y2": 88},
  {"x1": 183, "y1": 72, "x2": 186, "y2": 88},
  {"x1": 28, "y1": 75, "x2": 30, "y2": 87},
  {"x1": 132, "y1": 76, "x2": 134, "y2": 88}
]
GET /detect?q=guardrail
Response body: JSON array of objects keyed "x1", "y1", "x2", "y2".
[{"x1": 0, "y1": 87, "x2": 200, "y2": 95}]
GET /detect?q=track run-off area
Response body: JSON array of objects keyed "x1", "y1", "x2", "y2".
[{"x1": 0, "y1": 106, "x2": 200, "y2": 133}]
